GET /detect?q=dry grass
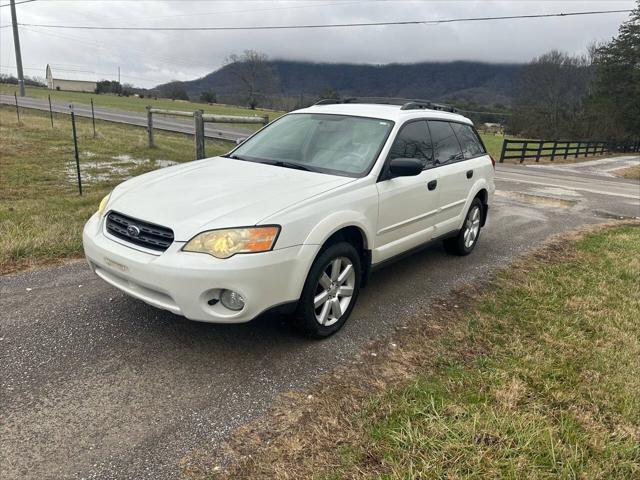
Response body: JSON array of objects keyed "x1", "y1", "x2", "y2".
[
  {"x1": 615, "y1": 164, "x2": 640, "y2": 180},
  {"x1": 0, "y1": 105, "x2": 230, "y2": 274},
  {"x1": 182, "y1": 223, "x2": 640, "y2": 479}
]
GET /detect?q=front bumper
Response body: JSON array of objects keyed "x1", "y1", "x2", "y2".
[{"x1": 82, "y1": 212, "x2": 317, "y2": 323}]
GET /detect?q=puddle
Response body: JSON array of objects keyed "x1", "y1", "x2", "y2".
[
  {"x1": 534, "y1": 186, "x2": 583, "y2": 198},
  {"x1": 496, "y1": 190, "x2": 578, "y2": 208},
  {"x1": 154, "y1": 159, "x2": 179, "y2": 168},
  {"x1": 65, "y1": 155, "x2": 180, "y2": 184},
  {"x1": 592, "y1": 210, "x2": 639, "y2": 220}
]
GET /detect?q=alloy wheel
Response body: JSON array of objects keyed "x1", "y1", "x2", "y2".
[
  {"x1": 313, "y1": 256, "x2": 356, "y2": 327},
  {"x1": 463, "y1": 205, "x2": 481, "y2": 249}
]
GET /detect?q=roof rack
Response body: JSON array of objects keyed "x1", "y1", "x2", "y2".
[{"x1": 312, "y1": 97, "x2": 458, "y2": 113}]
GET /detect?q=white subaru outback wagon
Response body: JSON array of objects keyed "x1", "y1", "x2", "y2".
[{"x1": 83, "y1": 98, "x2": 495, "y2": 337}]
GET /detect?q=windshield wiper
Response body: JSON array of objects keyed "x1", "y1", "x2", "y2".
[
  {"x1": 228, "y1": 154, "x2": 252, "y2": 161},
  {"x1": 271, "y1": 161, "x2": 316, "y2": 172},
  {"x1": 228, "y1": 155, "x2": 317, "y2": 172}
]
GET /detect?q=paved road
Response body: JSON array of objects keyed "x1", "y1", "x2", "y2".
[
  {"x1": 0, "y1": 94, "x2": 252, "y2": 142},
  {"x1": 1, "y1": 157, "x2": 639, "y2": 479}
]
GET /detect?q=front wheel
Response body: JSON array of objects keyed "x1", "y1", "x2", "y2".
[
  {"x1": 443, "y1": 198, "x2": 483, "y2": 256},
  {"x1": 293, "y1": 242, "x2": 361, "y2": 338}
]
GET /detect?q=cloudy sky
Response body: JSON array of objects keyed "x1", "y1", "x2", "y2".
[{"x1": 0, "y1": 0, "x2": 634, "y2": 88}]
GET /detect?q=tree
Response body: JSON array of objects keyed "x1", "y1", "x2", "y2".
[
  {"x1": 160, "y1": 81, "x2": 190, "y2": 101},
  {"x1": 588, "y1": 1, "x2": 640, "y2": 140},
  {"x1": 95, "y1": 80, "x2": 122, "y2": 94},
  {"x1": 224, "y1": 50, "x2": 277, "y2": 109},
  {"x1": 509, "y1": 50, "x2": 593, "y2": 138},
  {"x1": 199, "y1": 90, "x2": 217, "y2": 103}
]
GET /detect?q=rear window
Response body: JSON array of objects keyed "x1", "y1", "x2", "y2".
[
  {"x1": 450, "y1": 122, "x2": 486, "y2": 159},
  {"x1": 428, "y1": 121, "x2": 463, "y2": 165}
]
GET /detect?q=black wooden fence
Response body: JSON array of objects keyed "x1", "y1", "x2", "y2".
[{"x1": 499, "y1": 139, "x2": 640, "y2": 163}]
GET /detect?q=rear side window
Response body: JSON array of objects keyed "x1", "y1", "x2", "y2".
[
  {"x1": 428, "y1": 121, "x2": 463, "y2": 165},
  {"x1": 388, "y1": 121, "x2": 434, "y2": 169},
  {"x1": 451, "y1": 122, "x2": 486, "y2": 159}
]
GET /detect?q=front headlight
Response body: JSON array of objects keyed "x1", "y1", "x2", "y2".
[
  {"x1": 182, "y1": 226, "x2": 280, "y2": 259},
  {"x1": 97, "y1": 193, "x2": 111, "y2": 216}
]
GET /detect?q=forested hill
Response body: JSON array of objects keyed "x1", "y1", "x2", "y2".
[{"x1": 159, "y1": 60, "x2": 522, "y2": 106}]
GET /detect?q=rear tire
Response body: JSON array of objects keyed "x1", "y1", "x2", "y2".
[
  {"x1": 443, "y1": 198, "x2": 483, "y2": 256},
  {"x1": 293, "y1": 242, "x2": 361, "y2": 339}
]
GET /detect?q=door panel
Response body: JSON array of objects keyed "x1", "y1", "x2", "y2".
[
  {"x1": 373, "y1": 120, "x2": 438, "y2": 263},
  {"x1": 374, "y1": 170, "x2": 440, "y2": 263},
  {"x1": 434, "y1": 160, "x2": 475, "y2": 233}
]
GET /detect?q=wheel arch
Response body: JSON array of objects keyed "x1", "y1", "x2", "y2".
[
  {"x1": 304, "y1": 214, "x2": 374, "y2": 288},
  {"x1": 473, "y1": 188, "x2": 489, "y2": 226}
]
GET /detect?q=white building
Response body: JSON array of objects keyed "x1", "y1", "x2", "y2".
[{"x1": 46, "y1": 64, "x2": 97, "y2": 93}]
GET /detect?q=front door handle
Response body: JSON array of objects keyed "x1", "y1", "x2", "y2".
[
  {"x1": 427, "y1": 179, "x2": 437, "y2": 191},
  {"x1": 466, "y1": 170, "x2": 473, "y2": 179}
]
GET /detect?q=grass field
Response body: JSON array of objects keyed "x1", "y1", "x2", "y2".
[
  {"x1": 0, "y1": 84, "x2": 286, "y2": 120},
  {"x1": 0, "y1": 105, "x2": 230, "y2": 274},
  {"x1": 214, "y1": 224, "x2": 640, "y2": 479}
]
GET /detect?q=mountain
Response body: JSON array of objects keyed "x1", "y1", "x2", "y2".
[{"x1": 156, "y1": 60, "x2": 522, "y2": 107}]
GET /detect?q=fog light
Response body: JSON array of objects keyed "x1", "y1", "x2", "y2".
[{"x1": 220, "y1": 289, "x2": 245, "y2": 311}]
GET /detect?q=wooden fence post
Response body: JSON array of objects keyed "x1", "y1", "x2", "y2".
[
  {"x1": 521, "y1": 141, "x2": 528, "y2": 164},
  {"x1": 535, "y1": 140, "x2": 543, "y2": 162},
  {"x1": 146, "y1": 106, "x2": 154, "y2": 148},
  {"x1": 499, "y1": 139, "x2": 508, "y2": 163},
  {"x1": 194, "y1": 109, "x2": 205, "y2": 160},
  {"x1": 550, "y1": 141, "x2": 558, "y2": 161},
  {"x1": 574, "y1": 141, "x2": 581, "y2": 158}
]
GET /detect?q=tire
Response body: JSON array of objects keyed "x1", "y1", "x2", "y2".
[
  {"x1": 293, "y1": 241, "x2": 361, "y2": 339},
  {"x1": 443, "y1": 198, "x2": 483, "y2": 256}
]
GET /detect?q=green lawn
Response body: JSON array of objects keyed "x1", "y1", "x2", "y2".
[
  {"x1": 215, "y1": 224, "x2": 640, "y2": 479},
  {"x1": 0, "y1": 105, "x2": 230, "y2": 273},
  {"x1": 0, "y1": 84, "x2": 285, "y2": 121}
]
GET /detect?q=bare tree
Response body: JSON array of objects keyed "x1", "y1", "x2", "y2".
[
  {"x1": 224, "y1": 50, "x2": 277, "y2": 109},
  {"x1": 510, "y1": 50, "x2": 593, "y2": 138}
]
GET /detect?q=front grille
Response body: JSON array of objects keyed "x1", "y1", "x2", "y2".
[{"x1": 106, "y1": 211, "x2": 174, "y2": 252}]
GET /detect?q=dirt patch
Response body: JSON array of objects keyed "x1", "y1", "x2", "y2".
[{"x1": 495, "y1": 190, "x2": 578, "y2": 208}]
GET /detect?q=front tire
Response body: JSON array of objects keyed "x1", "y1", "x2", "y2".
[
  {"x1": 293, "y1": 242, "x2": 361, "y2": 338},
  {"x1": 443, "y1": 198, "x2": 483, "y2": 256}
]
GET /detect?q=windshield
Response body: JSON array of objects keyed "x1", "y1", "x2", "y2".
[{"x1": 229, "y1": 113, "x2": 394, "y2": 177}]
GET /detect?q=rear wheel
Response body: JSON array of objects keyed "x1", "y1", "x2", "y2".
[
  {"x1": 444, "y1": 198, "x2": 483, "y2": 256},
  {"x1": 293, "y1": 242, "x2": 361, "y2": 338}
]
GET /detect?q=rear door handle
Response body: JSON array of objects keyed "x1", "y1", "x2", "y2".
[
  {"x1": 466, "y1": 170, "x2": 473, "y2": 179},
  {"x1": 427, "y1": 180, "x2": 437, "y2": 191}
]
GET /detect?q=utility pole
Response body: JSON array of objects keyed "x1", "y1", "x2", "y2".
[
  {"x1": 9, "y1": 0, "x2": 26, "y2": 97},
  {"x1": 118, "y1": 66, "x2": 120, "y2": 84}
]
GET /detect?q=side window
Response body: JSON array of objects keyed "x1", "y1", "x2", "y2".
[
  {"x1": 428, "y1": 121, "x2": 463, "y2": 165},
  {"x1": 388, "y1": 121, "x2": 434, "y2": 169},
  {"x1": 451, "y1": 122, "x2": 485, "y2": 159}
]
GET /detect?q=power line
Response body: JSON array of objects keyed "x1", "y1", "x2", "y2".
[
  {"x1": 0, "y1": 0, "x2": 36, "y2": 8},
  {"x1": 16, "y1": 9, "x2": 634, "y2": 31},
  {"x1": 19, "y1": 24, "x2": 215, "y2": 70}
]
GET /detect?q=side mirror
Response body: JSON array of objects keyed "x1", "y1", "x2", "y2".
[{"x1": 388, "y1": 157, "x2": 423, "y2": 178}]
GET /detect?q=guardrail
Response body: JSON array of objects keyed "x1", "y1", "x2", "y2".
[
  {"x1": 499, "y1": 139, "x2": 640, "y2": 163},
  {"x1": 146, "y1": 106, "x2": 269, "y2": 159}
]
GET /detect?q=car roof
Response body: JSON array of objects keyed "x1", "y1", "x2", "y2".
[{"x1": 294, "y1": 103, "x2": 473, "y2": 125}]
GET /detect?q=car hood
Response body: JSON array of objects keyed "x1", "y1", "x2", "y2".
[{"x1": 107, "y1": 156, "x2": 354, "y2": 240}]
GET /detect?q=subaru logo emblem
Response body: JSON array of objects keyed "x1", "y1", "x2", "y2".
[{"x1": 127, "y1": 225, "x2": 141, "y2": 237}]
